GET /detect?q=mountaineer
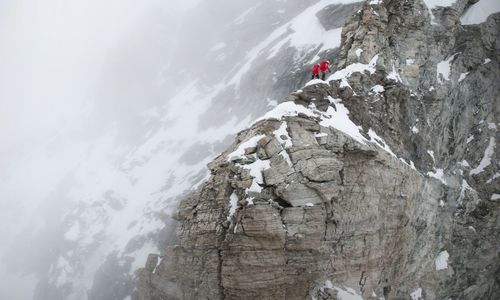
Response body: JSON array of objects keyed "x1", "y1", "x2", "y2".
[
  {"x1": 311, "y1": 63, "x2": 320, "y2": 80},
  {"x1": 320, "y1": 59, "x2": 331, "y2": 80}
]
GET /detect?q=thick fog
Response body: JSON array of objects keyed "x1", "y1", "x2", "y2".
[
  {"x1": 0, "y1": 0, "x2": 338, "y2": 298},
  {"x1": 0, "y1": 0, "x2": 200, "y2": 298}
]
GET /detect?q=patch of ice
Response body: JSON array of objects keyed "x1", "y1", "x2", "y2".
[
  {"x1": 458, "y1": 72, "x2": 469, "y2": 82},
  {"x1": 410, "y1": 288, "x2": 423, "y2": 300},
  {"x1": 227, "y1": 135, "x2": 265, "y2": 161},
  {"x1": 355, "y1": 48, "x2": 363, "y2": 58},
  {"x1": 437, "y1": 54, "x2": 458, "y2": 83},
  {"x1": 491, "y1": 194, "x2": 500, "y2": 201},
  {"x1": 470, "y1": 137, "x2": 496, "y2": 175},
  {"x1": 435, "y1": 250, "x2": 449, "y2": 270},
  {"x1": 461, "y1": 0, "x2": 500, "y2": 25},
  {"x1": 227, "y1": 192, "x2": 239, "y2": 220},
  {"x1": 427, "y1": 168, "x2": 447, "y2": 185}
]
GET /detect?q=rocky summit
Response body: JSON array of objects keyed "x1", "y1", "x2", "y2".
[{"x1": 137, "y1": 0, "x2": 499, "y2": 299}]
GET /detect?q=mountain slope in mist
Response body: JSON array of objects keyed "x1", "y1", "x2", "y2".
[{"x1": 1, "y1": 1, "x2": 365, "y2": 299}]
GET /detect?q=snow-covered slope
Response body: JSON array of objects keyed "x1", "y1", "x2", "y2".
[{"x1": 461, "y1": 0, "x2": 500, "y2": 24}]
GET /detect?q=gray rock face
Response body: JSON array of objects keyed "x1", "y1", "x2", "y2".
[
  {"x1": 138, "y1": 1, "x2": 499, "y2": 299},
  {"x1": 316, "y1": 3, "x2": 365, "y2": 30}
]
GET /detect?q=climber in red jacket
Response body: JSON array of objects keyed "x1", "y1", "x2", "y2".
[
  {"x1": 320, "y1": 59, "x2": 331, "y2": 80},
  {"x1": 311, "y1": 64, "x2": 320, "y2": 80}
]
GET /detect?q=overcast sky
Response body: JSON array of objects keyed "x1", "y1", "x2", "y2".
[
  {"x1": 0, "y1": 0, "x2": 199, "y2": 298},
  {"x1": 0, "y1": 0, "x2": 200, "y2": 216}
]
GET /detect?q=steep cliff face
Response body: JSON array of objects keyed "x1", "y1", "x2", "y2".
[{"x1": 138, "y1": 0, "x2": 499, "y2": 299}]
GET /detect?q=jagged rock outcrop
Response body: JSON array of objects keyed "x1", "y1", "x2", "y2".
[{"x1": 138, "y1": 0, "x2": 499, "y2": 299}]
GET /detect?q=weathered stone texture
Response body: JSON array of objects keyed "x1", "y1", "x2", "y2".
[{"x1": 138, "y1": 1, "x2": 499, "y2": 299}]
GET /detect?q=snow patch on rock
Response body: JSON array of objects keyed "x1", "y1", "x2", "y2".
[
  {"x1": 435, "y1": 250, "x2": 449, "y2": 270},
  {"x1": 437, "y1": 54, "x2": 458, "y2": 83},
  {"x1": 371, "y1": 84, "x2": 385, "y2": 94},
  {"x1": 427, "y1": 168, "x2": 447, "y2": 185},
  {"x1": 227, "y1": 191, "x2": 239, "y2": 220},
  {"x1": 461, "y1": 0, "x2": 500, "y2": 25},
  {"x1": 387, "y1": 63, "x2": 403, "y2": 82},
  {"x1": 227, "y1": 135, "x2": 265, "y2": 161},
  {"x1": 458, "y1": 72, "x2": 469, "y2": 82},
  {"x1": 470, "y1": 137, "x2": 495, "y2": 175},
  {"x1": 320, "y1": 97, "x2": 366, "y2": 144},
  {"x1": 334, "y1": 286, "x2": 363, "y2": 300},
  {"x1": 328, "y1": 55, "x2": 379, "y2": 88},
  {"x1": 410, "y1": 287, "x2": 423, "y2": 300}
]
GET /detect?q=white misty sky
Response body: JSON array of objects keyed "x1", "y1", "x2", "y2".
[
  {"x1": 0, "y1": 0, "x2": 198, "y2": 298},
  {"x1": 0, "y1": 0, "x2": 197, "y2": 208}
]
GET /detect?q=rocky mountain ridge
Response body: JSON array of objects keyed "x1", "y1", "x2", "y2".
[
  {"x1": 138, "y1": 0, "x2": 499, "y2": 299},
  {"x1": 12, "y1": 1, "x2": 365, "y2": 299}
]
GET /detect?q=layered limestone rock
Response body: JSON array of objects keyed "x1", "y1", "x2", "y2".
[{"x1": 138, "y1": 0, "x2": 499, "y2": 299}]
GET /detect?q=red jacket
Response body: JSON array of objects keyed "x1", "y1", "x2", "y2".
[
  {"x1": 320, "y1": 60, "x2": 330, "y2": 72},
  {"x1": 312, "y1": 64, "x2": 320, "y2": 75}
]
